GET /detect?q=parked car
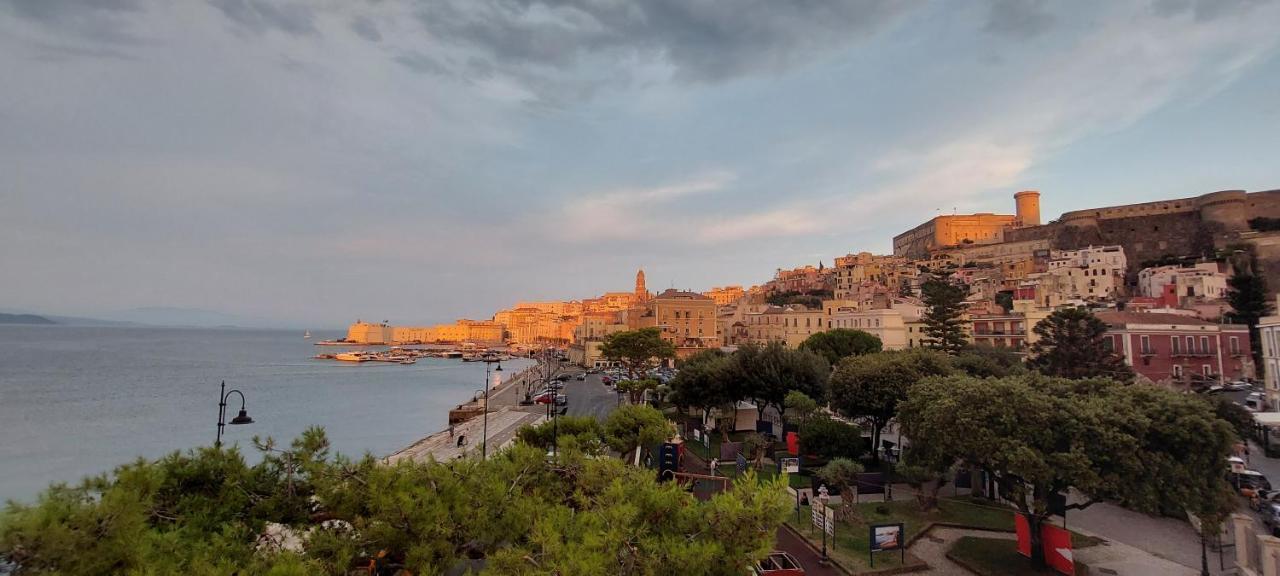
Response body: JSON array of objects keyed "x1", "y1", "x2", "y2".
[
  {"x1": 1229, "y1": 381, "x2": 1255, "y2": 391},
  {"x1": 602, "y1": 376, "x2": 613, "y2": 385},
  {"x1": 1263, "y1": 502, "x2": 1280, "y2": 536},
  {"x1": 557, "y1": 373, "x2": 572, "y2": 382},
  {"x1": 1252, "y1": 489, "x2": 1280, "y2": 512},
  {"x1": 575, "y1": 374, "x2": 585, "y2": 381},
  {"x1": 554, "y1": 393, "x2": 568, "y2": 406},
  {"x1": 533, "y1": 390, "x2": 556, "y2": 404},
  {"x1": 1234, "y1": 470, "x2": 1273, "y2": 497},
  {"x1": 752, "y1": 551, "x2": 805, "y2": 576}
]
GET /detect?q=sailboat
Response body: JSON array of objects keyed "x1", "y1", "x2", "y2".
[{"x1": 304, "y1": 330, "x2": 312, "y2": 339}]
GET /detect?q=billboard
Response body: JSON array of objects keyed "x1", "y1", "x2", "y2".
[
  {"x1": 1015, "y1": 514, "x2": 1074, "y2": 575},
  {"x1": 780, "y1": 457, "x2": 800, "y2": 474},
  {"x1": 869, "y1": 523, "x2": 904, "y2": 552}
]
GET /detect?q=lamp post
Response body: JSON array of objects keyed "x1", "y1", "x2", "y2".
[
  {"x1": 215, "y1": 380, "x2": 253, "y2": 448},
  {"x1": 480, "y1": 360, "x2": 502, "y2": 460}
]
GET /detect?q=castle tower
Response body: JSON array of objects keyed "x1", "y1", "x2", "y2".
[
  {"x1": 1014, "y1": 190, "x2": 1041, "y2": 228},
  {"x1": 635, "y1": 268, "x2": 649, "y2": 303}
]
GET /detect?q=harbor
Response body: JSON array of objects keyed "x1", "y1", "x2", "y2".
[{"x1": 312, "y1": 346, "x2": 516, "y2": 365}]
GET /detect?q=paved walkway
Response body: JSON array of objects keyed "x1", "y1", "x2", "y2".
[{"x1": 386, "y1": 408, "x2": 545, "y2": 463}]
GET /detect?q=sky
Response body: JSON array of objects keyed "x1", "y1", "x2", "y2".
[{"x1": 2, "y1": 0, "x2": 1279, "y2": 328}]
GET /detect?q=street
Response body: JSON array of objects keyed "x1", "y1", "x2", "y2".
[{"x1": 562, "y1": 371, "x2": 622, "y2": 421}]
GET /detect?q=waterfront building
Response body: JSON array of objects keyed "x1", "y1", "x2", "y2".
[
  {"x1": 1094, "y1": 311, "x2": 1252, "y2": 388},
  {"x1": 347, "y1": 321, "x2": 393, "y2": 344}
]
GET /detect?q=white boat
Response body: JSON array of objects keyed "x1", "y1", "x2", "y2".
[
  {"x1": 335, "y1": 352, "x2": 370, "y2": 362},
  {"x1": 304, "y1": 330, "x2": 312, "y2": 339}
]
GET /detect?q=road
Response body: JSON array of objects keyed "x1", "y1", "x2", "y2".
[
  {"x1": 562, "y1": 371, "x2": 622, "y2": 421},
  {"x1": 773, "y1": 527, "x2": 843, "y2": 576}
]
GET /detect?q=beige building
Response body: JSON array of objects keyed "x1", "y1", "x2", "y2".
[
  {"x1": 651, "y1": 289, "x2": 719, "y2": 356},
  {"x1": 828, "y1": 306, "x2": 908, "y2": 350},
  {"x1": 893, "y1": 191, "x2": 1041, "y2": 258},
  {"x1": 1137, "y1": 262, "x2": 1228, "y2": 301},
  {"x1": 704, "y1": 285, "x2": 746, "y2": 306},
  {"x1": 1261, "y1": 298, "x2": 1280, "y2": 410},
  {"x1": 347, "y1": 321, "x2": 393, "y2": 344}
]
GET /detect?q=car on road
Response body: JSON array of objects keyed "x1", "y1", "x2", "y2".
[
  {"x1": 1234, "y1": 470, "x2": 1273, "y2": 497},
  {"x1": 1229, "y1": 381, "x2": 1255, "y2": 391},
  {"x1": 1263, "y1": 502, "x2": 1280, "y2": 536},
  {"x1": 554, "y1": 393, "x2": 568, "y2": 406},
  {"x1": 752, "y1": 551, "x2": 804, "y2": 576},
  {"x1": 575, "y1": 374, "x2": 585, "y2": 381},
  {"x1": 546, "y1": 381, "x2": 564, "y2": 391},
  {"x1": 557, "y1": 373, "x2": 572, "y2": 382},
  {"x1": 601, "y1": 376, "x2": 613, "y2": 385}
]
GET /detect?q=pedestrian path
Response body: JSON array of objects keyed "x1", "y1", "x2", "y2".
[
  {"x1": 386, "y1": 408, "x2": 544, "y2": 463},
  {"x1": 908, "y1": 527, "x2": 1015, "y2": 576}
]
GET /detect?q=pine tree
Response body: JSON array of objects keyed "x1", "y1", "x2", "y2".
[
  {"x1": 1226, "y1": 250, "x2": 1271, "y2": 369},
  {"x1": 920, "y1": 277, "x2": 968, "y2": 354},
  {"x1": 1027, "y1": 308, "x2": 1133, "y2": 381}
]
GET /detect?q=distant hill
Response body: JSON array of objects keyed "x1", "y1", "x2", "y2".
[{"x1": 0, "y1": 313, "x2": 55, "y2": 325}]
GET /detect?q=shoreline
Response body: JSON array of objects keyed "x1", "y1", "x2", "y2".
[{"x1": 387, "y1": 360, "x2": 557, "y2": 463}]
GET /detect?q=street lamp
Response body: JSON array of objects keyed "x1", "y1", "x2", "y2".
[
  {"x1": 215, "y1": 380, "x2": 253, "y2": 448},
  {"x1": 480, "y1": 360, "x2": 502, "y2": 460}
]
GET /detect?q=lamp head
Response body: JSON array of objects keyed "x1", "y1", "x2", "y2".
[
  {"x1": 230, "y1": 409, "x2": 254, "y2": 425},
  {"x1": 495, "y1": 362, "x2": 503, "y2": 372}
]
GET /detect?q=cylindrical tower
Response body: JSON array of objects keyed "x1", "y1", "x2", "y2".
[{"x1": 1014, "y1": 190, "x2": 1041, "y2": 227}]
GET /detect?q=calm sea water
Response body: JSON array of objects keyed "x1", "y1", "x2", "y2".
[{"x1": 0, "y1": 325, "x2": 532, "y2": 504}]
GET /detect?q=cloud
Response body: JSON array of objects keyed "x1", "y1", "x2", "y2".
[
  {"x1": 206, "y1": 0, "x2": 317, "y2": 36},
  {"x1": 984, "y1": 0, "x2": 1055, "y2": 39},
  {"x1": 558, "y1": 171, "x2": 735, "y2": 241},
  {"x1": 403, "y1": 0, "x2": 918, "y2": 97},
  {"x1": 2, "y1": 0, "x2": 146, "y2": 50},
  {"x1": 349, "y1": 14, "x2": 381, "y2": 42}
]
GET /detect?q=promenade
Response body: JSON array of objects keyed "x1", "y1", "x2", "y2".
[{"x1": 386, "y1": 359, "x2": 564, "y2": 463}]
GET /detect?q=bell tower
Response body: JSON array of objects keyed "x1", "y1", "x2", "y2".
[{"x1": 635, "y1": 268, "x2": 649, "y2": 303}]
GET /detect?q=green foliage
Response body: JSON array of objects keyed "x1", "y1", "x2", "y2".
[
  {"x1": 952, "y1": 344, "x2": 1026, "y2": 378},
  {"x1": 1, "y1": 427, "x2": 790, "y2": 575},
  {"x1": 898, "y1": 373, "x2": 1236, "y2": 562},
  {"x1": 816, "y1": 458, "x2": 864, "y2": 520},
  {"x1": 797, "y1": 415, "x2": 865, "y2": 462},
  {"x1": 1226, "y1": 252, "x2": 1271, "y2": 368},
  {"x1": 1211, "y1": 395, "x2": 1254, "y2": 440},
  {"x1": 798, "y1": 329, "x2": 883, "y2": 365},
  {"x1": 600, "y1": 328, "x2": 676, "y2": 381},
  {"x1": 921, "y1": 278, "x2": 968, "y2": 354},
  {"x1": 733, "y1": 342, "x2": 830, "y2": 419},
  {"x1": 669, "y1": 350, "x2": 738, "y2": 419},
  {"x1": 615, "y1": 378, "x2": 661, "y2": 405},
  {"x1": 827, "y1": 349, "x2": 953, "y2": 462},
  {"x1": 766, "y1": 290, "x2": 832, "y2": 308},
  {"x1": 516, "y1": 415, "x2": 607, "y2": 454},
  {"x1": 782, "y1": 391, "x2": 819, "y2": 425},
  {"x1": 994, "y1": 291, "x2": 1014, "y2": 313},
  {"x1": 1027, "y1": 308, "x2": 1133, "y2": 381},
  {"x1": 742, "y1": 433, "x2": 771, "y2": 469},
  {"x1": 603, "y1": 404, "x2": 673, "y2": 457}
]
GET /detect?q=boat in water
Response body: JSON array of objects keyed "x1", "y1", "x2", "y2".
[
  {"x1": 304, "y1": 330, "x2": 312, "y2": 339},
  {"x1": 335, "y1": 352, "x2": 372, "y2": 363}
]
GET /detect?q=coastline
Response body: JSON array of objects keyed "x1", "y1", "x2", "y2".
[{"x1": 387, "y1": 361, "x2": 554, "y2": 463}]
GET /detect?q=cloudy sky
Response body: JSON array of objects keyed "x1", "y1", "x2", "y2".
[{"x1": 3, "y1": 0, "x2": 1279, "y2": 328}]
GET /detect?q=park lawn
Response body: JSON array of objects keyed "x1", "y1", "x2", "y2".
[
  {"x1": 750, "y1": 467, "x2": 811, "y2": 489},
  {"x1": 948, "y1": 537, "x2": 1054, "y2": 575}
]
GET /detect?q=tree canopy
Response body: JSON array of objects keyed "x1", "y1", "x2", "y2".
[
  {"x1": 1027, "y1": 308, "x2": 1133, "y2": 382},
  {"x1": 798, "y1": 329, "x2": 883, "y2": 365},
  {"x1": 668, "y1": 350, "x2": 737, "y2": 421},
  {"x1": 1226, "y1": 251, "x2": 1271, "y2": 368},
  {"x1": 920, "y1": 278, "x2": 968, "y2": 354},
  {"x1": 0, "y1": 427, "x2": 789, "y2": 575},
  {"x1": 898, "y1": 374, "x2": 1236, "y2": 566},
  {"x1": 827, "y1": 349, "x2": 953, "y2": 462},
  {"x1": 602, "y1": 404, "x2": 674, "y2": 459},
  {"x1": 732, "y1": 342, "x2": 830, "y2": 420},
  {"x1": 600, "y1": 327, "x2": 676, "y2": 381}
]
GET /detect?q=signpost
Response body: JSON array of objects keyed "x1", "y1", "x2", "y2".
[
  {"x1": 868, "y1": 523, "x2": 905, "y2": 567},
  {"x1": 780, "y1": 457, "x2": 800, "y2": 474},
  {"x1": 815, "y1": 485, "x2": 831, "y2": 565}
]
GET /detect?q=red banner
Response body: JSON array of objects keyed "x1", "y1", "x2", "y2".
[{"x1": 1014, "y1": 514, "x2": 1074, "y2": 575}]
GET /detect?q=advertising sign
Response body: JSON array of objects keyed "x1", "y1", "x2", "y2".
[
  {"x1": 869, "y1": 523, "x2": 903, "y2": 552},
  {"x1": 780, "y1": 457, "x2": 800, "y2": 474}
]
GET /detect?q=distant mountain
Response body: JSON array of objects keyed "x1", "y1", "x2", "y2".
[
  {"x1": 98, "y1": 307, "x2": 285, "y2": 329},
  {"x1": 0, "y1": 313, "x2": 55, "y2": 325}
]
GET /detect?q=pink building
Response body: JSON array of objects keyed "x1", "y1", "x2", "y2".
[{"x1": 1094, "y1": 311, "x2": 1252, "y2": 387}]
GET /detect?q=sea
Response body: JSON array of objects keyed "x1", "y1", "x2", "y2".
[{"x1": 0, "y1": 325, "x2": 533, "y2": 504}]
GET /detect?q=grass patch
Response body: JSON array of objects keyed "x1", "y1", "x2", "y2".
[{"x1": 948, "y1": 536, "x2": 1054, "y2": 575}]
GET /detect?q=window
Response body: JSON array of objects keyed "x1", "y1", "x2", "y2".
[
  {"x1": 1171, "y1": 337, "x2": 1181, "y2": 355},
  {"x1": 1173, "y1": 365, "x2": 1183, "y2": 378},
  {"x1": 1231, "y1": 337, "x2": 1240, "y2": 355},
  {"x1": 1203, "y1": 365, "x2": 1212, "y2": 376},
  {"x1": 1186, "y1": 336, "x2": 1194, "y2": 354},
  {"x1": 1141, "y1": 335, "x2": 1152, "y2": 354},
  {"x1": 1200, "y1": 336, "x2": 1210, "y2": 354},
  {"x1": 1102, "y1": 336, "x2": 1114, "y2": 352}
]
